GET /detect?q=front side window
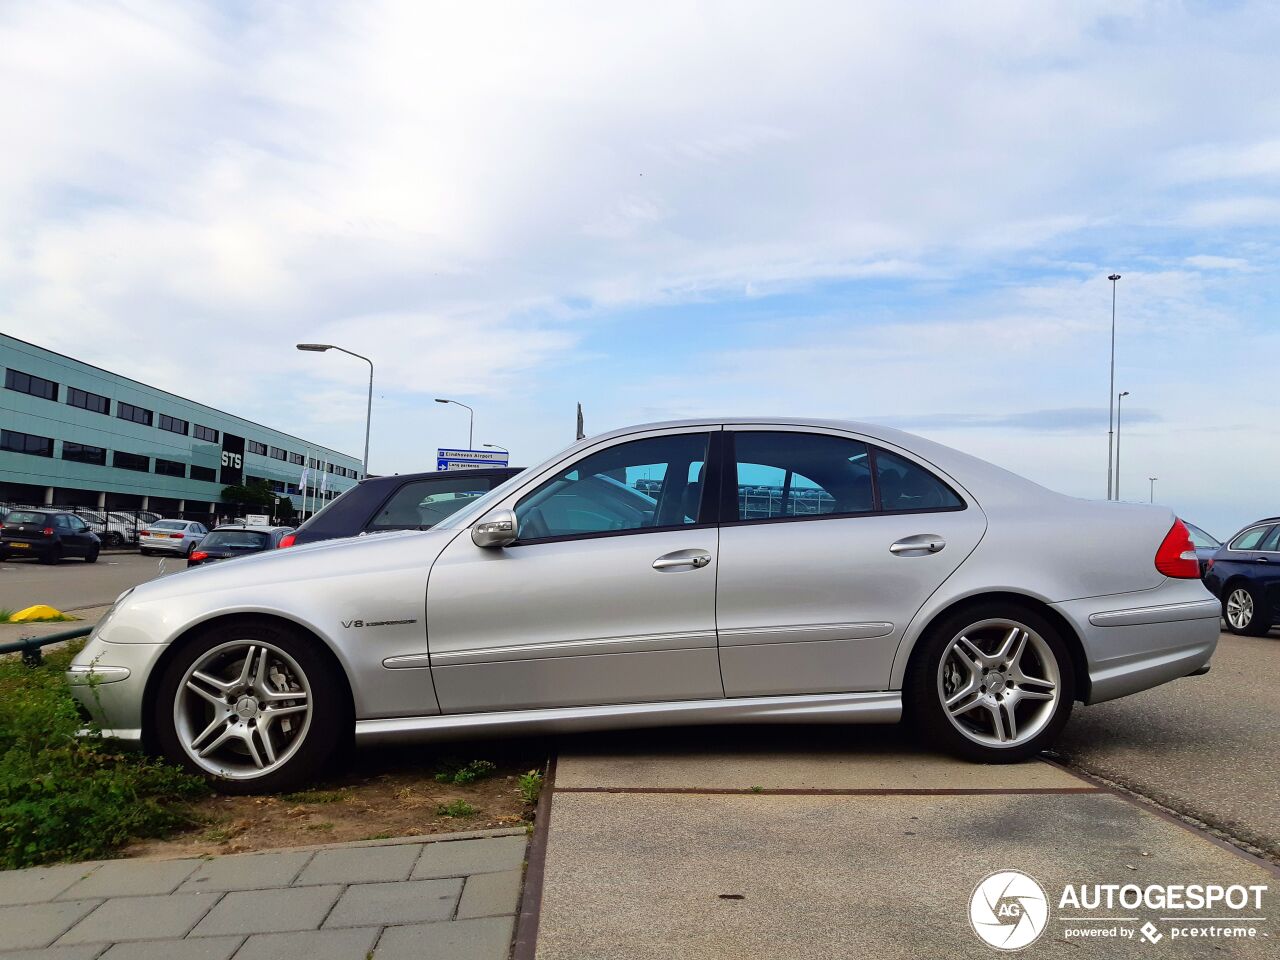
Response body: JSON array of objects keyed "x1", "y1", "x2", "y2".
[
  {"x1": 1260, "y1": 526, "x2": 1280, "y2": 552},
  {"x1": 875, "y1": 448, "x2": 963, "y2": 512},
  {"x1": 515, "y1": 433, "x2": 710, "y2": 541},
  {"x1": 1230, "y1": 525, "x2": 1273, "y2": 551},
  {"x1": 732, "y1": 432, "x2": 873, "y2": 521}
]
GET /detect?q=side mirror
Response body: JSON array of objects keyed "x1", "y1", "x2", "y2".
[{"x1": 472, "y1": 508, "x2": 518, "y2": 548}]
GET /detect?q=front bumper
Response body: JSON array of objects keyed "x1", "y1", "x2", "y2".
[
  {"x1": 66, "y1": 636, "x2": 168, "y2": 745},
  {"x1": 1053, "y1": 589, "x2": 1220, "y2": 705}
]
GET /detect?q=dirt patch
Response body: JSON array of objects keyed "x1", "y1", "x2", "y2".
[{"x1": 123, "y1": 741, "x2": 548, "y2": 859}]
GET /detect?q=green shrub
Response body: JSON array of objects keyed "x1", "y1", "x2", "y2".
[
  {"x1": 433, "y1": 759, "x2": 497, "y2": 785},
  {"x1": 0, "y1": 644, "x2": 208, "y2": 868}
]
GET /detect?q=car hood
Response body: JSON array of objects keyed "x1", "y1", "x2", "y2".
[{"x1": 130, "y1": 527, "x2": 459, "y2": 603}]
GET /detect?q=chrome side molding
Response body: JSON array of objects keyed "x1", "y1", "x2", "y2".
[{"x1": 354, "y1": 691, "x2": 902, "y2": 745}]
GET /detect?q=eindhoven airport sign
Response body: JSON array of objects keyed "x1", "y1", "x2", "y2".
[{"x1": 437, "y1": 448, "x2": 509, "y2": 471}]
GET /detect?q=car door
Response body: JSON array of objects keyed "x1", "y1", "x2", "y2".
[
  {"x1": 426, "y1": 428, "x2": 723, "y2": 713},
  {"x1": 1256, "y1": 525, "x2": 1280, "y2": 611},
  {"x1": 70, "y1": 516, "x2": 95, "y2": 553},
  {"x1": 715, "y1": 427, "x2": 988, "y2": 697}
]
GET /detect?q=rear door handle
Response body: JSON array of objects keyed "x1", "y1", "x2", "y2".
[
  {"x1": 652, "y1": 550, "x2": 712, "y2": 570},
  {"x1": 890, "y1": 536, "x2": 946, "y2": 556}
]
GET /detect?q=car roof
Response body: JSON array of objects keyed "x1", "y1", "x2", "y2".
[
  {"x1": 210, "y1": 524, "x2": 292, "y2": 532},
  {"x1": 355, "y1": 466, "x2": 522, "y2": 487}
]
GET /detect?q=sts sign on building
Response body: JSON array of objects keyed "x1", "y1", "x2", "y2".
[{"x1": 437, "y1": 448, "x2": 509, "y2": 471}]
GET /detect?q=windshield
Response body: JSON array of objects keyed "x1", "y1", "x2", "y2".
[
  {"x1": 202, "y1": 530, "x2": 270, "y2": 550},
  {"x1": 1184, "y1": 522, "x2": 1220, "y2": 549},
  {"x1": 437, "y1": 468, "x2": 533, "y2": 529}
]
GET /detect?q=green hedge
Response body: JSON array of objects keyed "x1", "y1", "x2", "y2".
[{"x1": 0, "y1": 643, "x2": 208, "y2": 868}]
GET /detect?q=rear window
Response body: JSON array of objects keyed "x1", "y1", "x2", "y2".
[
  {"x1": 4, "y1": 511, "x2": 47, "y2": 525},
  {"x1": 202, "y1": 530, "x2": 271, "y2": 550},
  {"x1": 369, "y1": 477, "x2": 495, "y2": 531},
  {"x1": 152, "y1": 520, "x2": 187, "y2": 530}
]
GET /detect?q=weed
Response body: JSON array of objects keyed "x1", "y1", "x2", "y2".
[
  {"x1": 305, "y1": 821, "x2": 335, "y2": 831},
  {"x1": 436, "y1": 800, "x2": 477, "y2": 818},
  {"x1": 0, "y1": 643, "x2": 208, "y2": 868},
  {"x1": 517, "y1": 769, "x2": 544, "y2": 806},
  {"x1": 749, "y1": 785, "x2": 763, "y2": 793},
  {"x1": 433, "y1": 759, "x2": 497, "y2": 785},
  {"x1": 364, "y1": 831, "x2": 394, "y2": 841},
  {"x1": 280, "y1": 789, "x2": 349, "y2": 804}
]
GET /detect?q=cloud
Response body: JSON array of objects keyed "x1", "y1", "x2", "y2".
[{"x1": 882, "y1": 408, "x2": 1161, "y2": 433}]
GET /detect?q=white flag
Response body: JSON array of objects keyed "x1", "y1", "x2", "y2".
[
  {"x1": 298, "y1": 463, "x2": 309, "y2": 495},
  {"x1": 320, "y1": 468, "x2": 328, "y2": 497}
]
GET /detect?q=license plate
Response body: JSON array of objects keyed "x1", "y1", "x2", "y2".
[{"x1": 10, "y1": 542, "x2": 29, "y2": 549}]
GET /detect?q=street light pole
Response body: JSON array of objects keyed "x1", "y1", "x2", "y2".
[
  {"x1": 482, "y1": 443, "x2": 508, "y2": 453},
  {"x1": 1106, "y1": 274, "x2": 1121, "y2": 501},
  {"x1": 1115, "y1": 390, "x2": 1129, "y2": 500},
  {"x1": 435, "y1": 399, "x2": 474, "y2": 449},
  {"x1": 296, "y1": 343, "x2": 373, "y2": 479},
  {"x1": 1148, "y1": 476, "x2": 1158, "y2": 503}
]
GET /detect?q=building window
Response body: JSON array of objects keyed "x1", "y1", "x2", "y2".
[
  {"x1": 269, "y1": 446, "x2": 287, "y2": 461},
  {"x1": 62, "y1": 442, "x2": 107, "y2": 465},
  {"x1": 247, "y1": 440, "x2": 267, "y2": 456},
  {"x1": 288, "y1": 452, "x2": 304, "y2": 465},
  {"x1": 4, "y1": 369, "x2": 59, "y2": 402},
  {"x1": 308, "y1": 457, "x2": 321, "y2": 469},
  {"x1": 155, "y1": 458, "x2": 186, "y2": 477},
  {"x1": 158, "y1": 414, "x2": 189, "y2": 435},
  {"x1": 67, "y1": 386, "x2": 110, "y2": 415},
  {"x1": 193, "y1": 424, "x2": 219, "y2": 442},
  {"x1": 191, "y1": 464, "x2": 217, "y2": 482},
  {"x1": 0, "y1": 429, "x2": 54, "y2": 457},
  {"x1": 113, "y1": 450, "x2": 150, "y2": 472},
  {"x1": 116, "y1": 402, "x2": 153, "y2": 426}
]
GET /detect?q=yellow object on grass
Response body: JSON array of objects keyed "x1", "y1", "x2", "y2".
[{"x1": 8, "y1": 604, "x2": 69, "y2": 623}]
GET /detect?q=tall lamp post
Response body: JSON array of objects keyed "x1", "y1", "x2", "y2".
[
  {"x1": 1148, "y1": 476, "x2": 1158, "y2": 504},
  {"x1": 1106, "y1": 273, "x2": 1121, "y2": 500},
  {"x1": 435, "y1": 398, "x2": 474, "y2": 449},
  {"x1": 296, "y1": 343, "x2": 373, "y2": 478},
  {"x1": 482, "y1": 443, "x2": 508, "y2": 455},
  {"x1": 1115, "y1": 390, "x2": 1130, "y2": 500}
]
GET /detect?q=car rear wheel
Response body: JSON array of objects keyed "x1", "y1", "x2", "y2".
[
  {"x1": 153, "y1": 620, "x2": 349, "y2": 794},
  {"x1": 1223, "y1": 584, "x2": 1269, "y2": 636},
  {"x1": 105, "y1": 531, "x2": 123, "y2": 548},
  {"x1": 39, "y1": 545, "x2": 61, "y2": 566},
  {"x1": 909, "y1": 603, "x2": 1075, "y2": 763}
]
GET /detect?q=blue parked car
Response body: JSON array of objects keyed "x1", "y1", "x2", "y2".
[
  {"x1": 1203, "y1": 518, "x2": 1280, "y2": 635},
  {"x1": 1183, "y1": 521, "x2": 1222, "y2": 577}
]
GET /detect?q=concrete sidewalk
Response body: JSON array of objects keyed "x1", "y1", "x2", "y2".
[
  {"x1": 0, "y1": 829, "x2": 527, "y2": 960},
  {"x1": 535, "y1": 728, "x2": 1278, "y2": 959}
]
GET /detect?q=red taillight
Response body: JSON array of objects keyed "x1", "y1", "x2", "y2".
[
  {"x1": 278, "y1": 534, "x2": 296, "y2": 548},
  {"x1": 1155, "y1": 519, "x2": 1200, "y2": 579},
  {"x1": 171, "y1": 533, "x2": 184, "y2": 539},
  {"x1": 42, "y1": 527, "x2": 54, "y2": 536},
  {"x1": 141, "y1": 530, "x2": 151, "y2": 537},
  {"x1": 190, "y1": 551, "x2": 208, "y2": 562}
]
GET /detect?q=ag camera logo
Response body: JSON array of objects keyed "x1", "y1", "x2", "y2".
[{"x1": 970, "y1": 870, "x2": 1050, "y2": 950}]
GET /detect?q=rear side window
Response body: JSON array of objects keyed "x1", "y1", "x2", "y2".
[
  {"x1": 1260, "y1": 527, "x2": 1280, "y2": 552},
  {"x1": 369, "y1": 476, "x2": 500, "y2": 531},
  {"x1": 732, "y1": 432, "x2": 873, "y2": 520},
  {"x1": 875, "y1": 449, "x2": 963, "y2": 513},
  {"x1": 1230, "y1": 526, "x2": 1273, "y2": 551}
]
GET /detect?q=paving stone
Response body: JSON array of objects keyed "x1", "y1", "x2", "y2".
[
  {"x1": 0, "y1": 946, "x2": 106, "y2": 960},
  {"x1": 0, "y1": 900, "x2": 102, "y2": 950},
  {"x1": 57, "y1": 893, "x2": 219, "y2": 945},
  {"x1": 411, "y1": 837, "x2": 526, "y2": 879},
  {"x1": 188, "y1": 885, "x2": 342, "y2": 938},
  {"x1": 58, "y1": 860, "x2": 201, "y2": 900},
  {"x1": 293, "y1": 844, "x2": 420, "y2": 887},
  {"x1": 455, "y1": 869, "x2": 521, "y2": 920},
  {"x1": 98, "y1": 937, "x2": 242, "y2": 960},
  {"x1": 0, "y1": 863, "x2": 98, "y2": 906},
  {"x1": 233, "y1": 926, "x2": 379, "y2": 960},
  {"x1": 323, "y1": 879, "x2": 461, "y2": 928},
  {"x1": 176, "y1": 852, "x2": 312, "y2": 894},
  {"x1": 373, "y1": 915, "x2": 514, "y2": 960}
]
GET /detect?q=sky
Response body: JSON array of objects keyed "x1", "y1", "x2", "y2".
[{"x1": 2, "y1": 0, "x2": 1278, "y2": 538}]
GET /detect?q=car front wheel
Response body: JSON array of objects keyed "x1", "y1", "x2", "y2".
[
  {"x1": 153, "y1": 621, "x2": 349, "y2": 793},
  {"x1": 910, "y1": 603, "x2": 1074, "y2": 763},
  {"x1": 1223, "y1": 584, "x2": 1269, "y2": 636}
]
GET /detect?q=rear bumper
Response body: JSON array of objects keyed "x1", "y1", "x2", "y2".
[
  {"x1": 139, "y1": 539, "x2": 188, "y2": 553},
  {"x1": 0, "y1": 541, "x2": 54, "y2": 557},
  {"x1": 1053, "y1": 586, "x2": 1220, "y2": 705}
]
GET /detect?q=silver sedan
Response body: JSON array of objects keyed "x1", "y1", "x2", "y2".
[{"x1": 68, "y1": 418, "x2": 1219, "y2": 792}]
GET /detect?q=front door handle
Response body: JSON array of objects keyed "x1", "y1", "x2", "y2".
[
  {"x1": 652, "y1": 550, "x2": 712, "y2": 570},
  {"x1": 889, "y1": 536, "x2": 946, "y2": 556}
]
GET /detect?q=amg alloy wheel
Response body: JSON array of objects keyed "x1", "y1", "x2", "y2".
[
  {"x1": 155, "y1": 621, "x2": 348, "y2": 793},
  {"x1": 911, "y1": 604, "x2": 1074, "y2": 762}
]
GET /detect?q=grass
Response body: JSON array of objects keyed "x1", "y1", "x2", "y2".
[
  {"x1": 0, "y1": 641, "x2": 209, "y2": 868},
  {"x1": 280, "y1": 789, "x2": 350, "y2": 804},
  {"x1": 0, "y1": 608, "x2": 77, "y2": 625},
  {"x1": 437, "y1": 800, "x2": 477, "y2": 818},
  {"x1": 433, "y1": 758, "x2": 497, "y2": 785}
]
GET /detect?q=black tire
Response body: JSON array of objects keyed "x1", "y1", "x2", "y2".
[
  {"x1": 39, "y1": 545, "x2": 62, "y2": 566},
  {"x1": 140, "y1": 548, "x2": 153, "y2": 557},
  {"x1": 908, "y1": 601, "x2": 1075, "y2": 763},
  {"x1": 152, "y1": 619, "x2": 350, "y2": 794},
  {"x1": 84, "y1": 548, "x2": 99, "y2": 564},
  {"x1": 106, "y1": 532, "x2": 123, "y2": 548},
  {"x1": 1222, "y1": 582, "x2": 1270, "y2": 636}
]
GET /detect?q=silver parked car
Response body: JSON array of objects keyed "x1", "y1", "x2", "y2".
[
  {"x1": 68, "y1": 418, "x2": 1219, "y2": 792},
  {"x1": 139, "y1": 519, "x2": 208, "y2": 557}
]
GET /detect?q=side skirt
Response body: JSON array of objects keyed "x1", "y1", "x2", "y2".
[{"x1": 354, "y1": 690, "x2": 902, "y2": 745}]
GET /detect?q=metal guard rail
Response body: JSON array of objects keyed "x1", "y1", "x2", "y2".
[{"x1": 0, "y1": 625, "x2": 93, "y2": 667}]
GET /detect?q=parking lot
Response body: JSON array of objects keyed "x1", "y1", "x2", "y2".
[{"x1": 0, "y1": 551, "x2": 178, "y2": 614}]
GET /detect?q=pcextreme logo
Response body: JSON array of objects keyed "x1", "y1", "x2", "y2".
[{"x1": 969, "y1": 870, "x2": 1050, "y2": 951}]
